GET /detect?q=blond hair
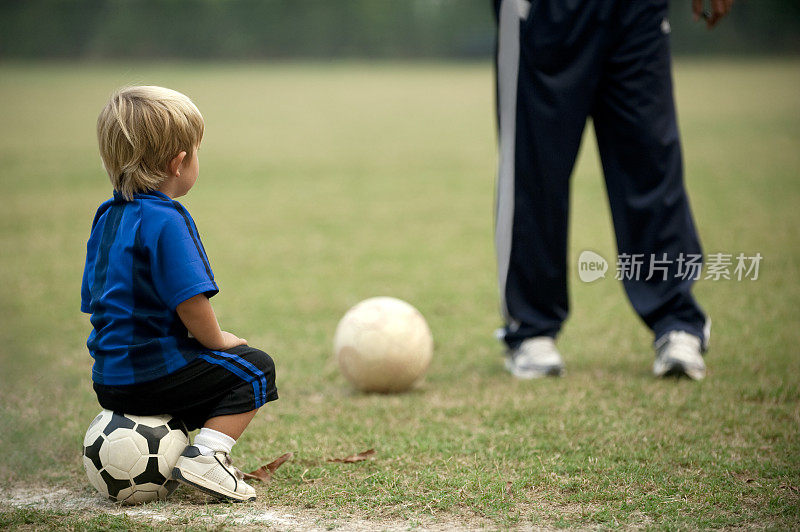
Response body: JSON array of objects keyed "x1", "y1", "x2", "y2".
[{"x1": 97, "y1": 86, "x2": 204, "y2": 200}]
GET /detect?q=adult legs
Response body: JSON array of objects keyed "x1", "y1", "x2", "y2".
[
  {"x1": 494, "y1": 0, "x2": 604, "y2": 348},
  {"x1": 591, "y1": 0, "x2": 708, "y2": 345}
]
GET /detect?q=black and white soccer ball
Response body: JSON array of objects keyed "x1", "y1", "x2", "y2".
[{"x1": 82, "y1": 410, "x2": 189, "y2": 504}]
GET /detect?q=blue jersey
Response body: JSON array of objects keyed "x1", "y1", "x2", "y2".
[{"x1": 81, "y1": 190, "x2": 219, "y2": 385}]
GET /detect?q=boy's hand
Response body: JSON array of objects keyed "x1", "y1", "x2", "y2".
[
  {"x1": 176, "y1": 294, "x2": 249, "y2": 351},
  {"x1": 219, "y1": 331, "x2": 248, "y2": 350}
]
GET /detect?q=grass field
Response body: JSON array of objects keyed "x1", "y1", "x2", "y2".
[{"x1": 0, "y1": 59, "x2": 798, "y2": 530}]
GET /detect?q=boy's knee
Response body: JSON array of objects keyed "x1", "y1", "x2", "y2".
[
  {"x1": 226, "y1": 345, "x2": 275, "y2": 376},
  {"x1": 249, "y1": 348, "x2": 275, "y2": 376}
]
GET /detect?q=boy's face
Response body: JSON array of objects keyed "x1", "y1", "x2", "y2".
[{"x1": 175, "y1": 145, "x2": 199, "y2": 198}]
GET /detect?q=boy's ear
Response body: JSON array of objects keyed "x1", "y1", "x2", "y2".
[{"x1": 168, "y1": 151, "x2": 187, "y2": 177}]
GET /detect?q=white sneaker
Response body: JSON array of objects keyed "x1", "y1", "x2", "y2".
[
  {"x1": 653, "y1": 331, "x2": 706, "y2": 380},
  {"x1": 505, "y1": 337, "x2": 564, "y2": 379},
  {"x1": 172, "y1": 446, "x2": 256, "y2": 502}
]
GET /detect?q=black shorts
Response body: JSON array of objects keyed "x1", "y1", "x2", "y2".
[{"x1": 93, "y1": 345, "x2": 278, "y2": 431}]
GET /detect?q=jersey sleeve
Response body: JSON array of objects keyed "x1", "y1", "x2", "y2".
[{"x1": 149, "y1": 208, "x2": 219, "y2": 310}]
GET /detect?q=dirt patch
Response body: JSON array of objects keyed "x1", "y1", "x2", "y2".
[{"x1": 0, "y1": 486, "x2": 493, "y2": 531}]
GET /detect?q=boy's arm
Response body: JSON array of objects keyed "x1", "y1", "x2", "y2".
[{"x1": 176, "y1": 294, "x2": 247, "y2": 351}]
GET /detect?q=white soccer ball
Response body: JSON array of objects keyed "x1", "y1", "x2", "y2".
[
  {"x1": 82, "y1": 410, "x2": 189, "y2": 504},
  {"x1": 333, "y1": 297, "x2": 433, "y2": 393}
]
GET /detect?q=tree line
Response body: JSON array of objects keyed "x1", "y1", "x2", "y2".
[{"x1": 1, "y1": 0, "x2": 798, "y2": 60}]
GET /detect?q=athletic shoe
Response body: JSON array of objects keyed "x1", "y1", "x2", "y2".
[
  {"x1": 172, "y1": 445, "x2": 256, "y2": 502},
  {"x1": 653, "y1": 330, "x2": 706, "y2": 380},
  {"x1": 505, "y1": 337, "x2": 564, "y2": 379}
]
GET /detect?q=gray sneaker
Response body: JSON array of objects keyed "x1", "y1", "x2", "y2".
[
  {"x1": 505, "y1": 337, "x2": 564, "y2": 379},
  {"x1": 653, "y1": 331, "x2": 706, "y2": 380},
  {"x1": 172, "y1": 446, "x2": 256, "y2": 502}
]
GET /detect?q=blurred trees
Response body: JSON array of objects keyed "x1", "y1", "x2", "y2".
[{"x1": 1, "y1": 0, "x2": 798, "y2": 60}]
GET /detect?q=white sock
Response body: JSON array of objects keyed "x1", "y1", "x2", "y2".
[{"x1": 193, "y1": 428, "x2": 236, "y2": 456}]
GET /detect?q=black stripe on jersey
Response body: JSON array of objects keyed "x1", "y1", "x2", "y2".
[
  {"x1": 88, "y1": 204, "x2": 125, "y2": 379},
  {"x1": 91, "y1": 204, "x2": 125, "y2": 299},
  {"x1": 172, "y1": 202, "x2": 215, "y2": 282},
  {"x1": 128, "y1": 227, "x2": 169, "y2": 381}
]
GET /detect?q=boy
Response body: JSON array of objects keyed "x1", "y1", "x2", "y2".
[{"x1": 81, "y1": 86, "x2": 277, "y2": 502}]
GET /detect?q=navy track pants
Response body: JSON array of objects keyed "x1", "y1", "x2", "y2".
[{"x1": 494, "y1": 0, "x2": 708, "y2": 348}]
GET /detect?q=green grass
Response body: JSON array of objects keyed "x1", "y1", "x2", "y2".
[
  {"x1": 0, "y1": 508, "x2": 173, "y2": 531},
  {"x1": 0, "y1": 59, "x2": 798, "y2": 529}
]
